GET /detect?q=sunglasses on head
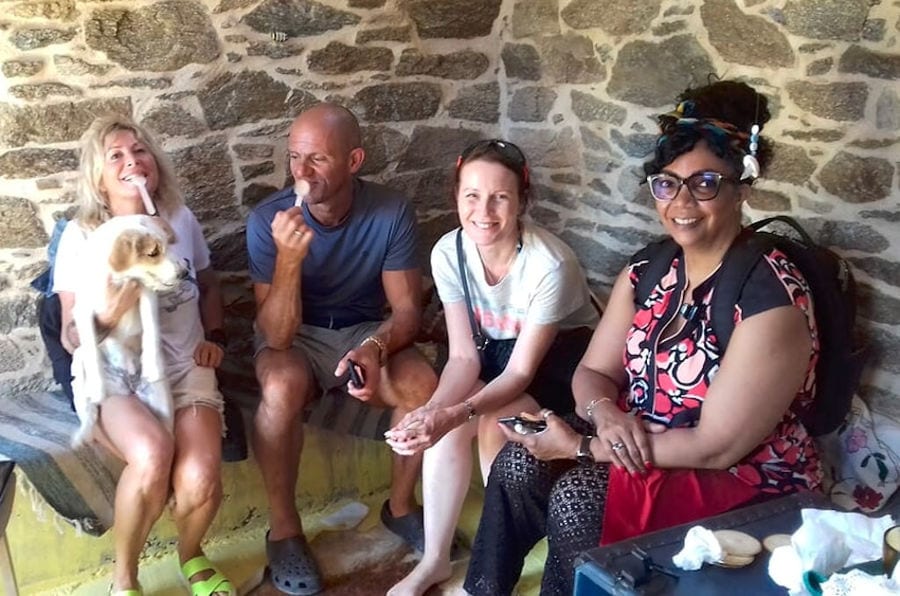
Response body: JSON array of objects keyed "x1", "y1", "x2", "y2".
[
  {"x1": 456, "y1": 139, "x2": 529, "y2": 188},
  {"x1": 646, "y1": 171, "x2": 739, "y2": 202}
]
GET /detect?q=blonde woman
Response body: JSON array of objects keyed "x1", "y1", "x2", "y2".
[{"x1": 54, "y1": 114, "x2": 234, "y2": 596}]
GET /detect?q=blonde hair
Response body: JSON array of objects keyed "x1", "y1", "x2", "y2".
[{"x1": 75, "y1": 114, "x2": 183, "y2": 230}]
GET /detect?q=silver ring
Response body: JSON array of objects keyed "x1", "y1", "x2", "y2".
[
  {"x1": 541, "y1": 409, "x2": 554, "y2": 420},
  {"x1": 292, "y1": 229, "x2": 303, "y2": 236},
  {"x1": 611, "y1": 441, "x2": 625, "y2": 451}
]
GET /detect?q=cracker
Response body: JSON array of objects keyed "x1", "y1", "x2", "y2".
[
  {"x1": 762, "y1": 533, "x2": 792, "y2": 553},
  {"x1": 713, "y1": 529, "x2": 762, "y2": 557}
]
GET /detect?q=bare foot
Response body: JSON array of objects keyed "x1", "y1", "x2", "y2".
[{"x1": 387, "y1": 558, "x2": 452, "y2": 596}]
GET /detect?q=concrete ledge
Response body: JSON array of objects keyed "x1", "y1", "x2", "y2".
[{"x1": 8, "y1": 425, "x2": 395, "y2": 594}]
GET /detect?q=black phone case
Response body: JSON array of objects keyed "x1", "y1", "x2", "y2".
[{"x1": 347, "y1": 359, "x2": 365, "y2": 388}]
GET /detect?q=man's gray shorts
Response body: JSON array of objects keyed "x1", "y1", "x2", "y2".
[{"x1": 254, "y1": 321, "x2": 382, "y2": 392}]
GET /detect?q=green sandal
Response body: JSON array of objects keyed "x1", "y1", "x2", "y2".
[{"x1": 181, "y1": 555, "x2": 236, "y2": 596}]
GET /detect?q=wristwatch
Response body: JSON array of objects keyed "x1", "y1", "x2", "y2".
[{"x1": 576, "y1": 435, "x2": 595, "y2": 465}]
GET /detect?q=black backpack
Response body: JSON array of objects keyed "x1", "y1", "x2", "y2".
[{"x1": 634, "y1": 215, "x2": 866, "y2": 436}]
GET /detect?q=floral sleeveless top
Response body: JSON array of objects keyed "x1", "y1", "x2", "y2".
[{"x1": 624, "y1": 246, "x2": 823, "y2": 495}]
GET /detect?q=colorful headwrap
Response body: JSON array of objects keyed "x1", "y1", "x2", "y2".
[{"x1": 657, "y1": 100, "x2": 760, "y2": 181}]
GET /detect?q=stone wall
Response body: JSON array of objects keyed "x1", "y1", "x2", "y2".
[{"x1": 0, "y1": 0, "x2": 897, "y2": 417}]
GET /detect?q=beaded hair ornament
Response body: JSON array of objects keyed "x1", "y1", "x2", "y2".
[{"x1": 657, "y1": 100, "x2": 760, "y2": 181}]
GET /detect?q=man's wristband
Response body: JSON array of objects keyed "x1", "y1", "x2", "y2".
[
  {"x1": 360, "y1": 335, "x2": 387, "y2": 366},
  {"x1": 205, "y1": 328, "x2": 228, "y2": 349}
]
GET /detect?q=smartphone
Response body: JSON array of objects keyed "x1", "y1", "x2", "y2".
[
  {"x1": 347, "y1": 359, "x2": 366, "y2": 388},
  {"x1": 497, "y1": 416, "x2": 547, "y2": 435}
]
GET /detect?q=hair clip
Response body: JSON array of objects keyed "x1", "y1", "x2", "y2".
[{"x1": 740, "y1": 124, "x2": 760, "y2": 180}]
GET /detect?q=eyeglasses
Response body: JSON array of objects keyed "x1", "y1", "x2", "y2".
[
  {"x1": 457, "y1": 139, "x2": 529, "y2": 188},
  {"x1": 646, "y1": 171, "x2": 738, "y2": 202}
]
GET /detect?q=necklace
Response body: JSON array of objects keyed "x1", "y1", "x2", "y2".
[{"x1": 476, "y1": 244, "x2": 519, "y2": 285}]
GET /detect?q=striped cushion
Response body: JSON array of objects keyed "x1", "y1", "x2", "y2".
[{"x1": 0, "y1": 386, "x2": 392, "y2": 537}]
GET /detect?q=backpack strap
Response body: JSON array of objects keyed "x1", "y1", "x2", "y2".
[
  {"x1": 710, "y1": 232, "x2": 771, "y2": 352},
  {"x1": 455, "y1": 229, "x2": 488, "y2": 351},
  {"x1": 633, "y1": 238, "x2": 680, "y2": 307}
]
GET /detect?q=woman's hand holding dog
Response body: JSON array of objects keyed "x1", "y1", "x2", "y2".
[
  {"x1": 272, "y1": 207, "x2": 314, "y2": 262},
  {"x1": 98, "y1": 278, "x2": 142, "y2": 330}
]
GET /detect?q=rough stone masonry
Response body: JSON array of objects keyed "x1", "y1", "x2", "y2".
[{"x1": 0, "y1": 0, "x2": 897, "y2": 419}]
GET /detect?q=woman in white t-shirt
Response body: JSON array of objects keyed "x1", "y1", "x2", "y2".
[
  {"x1": 385, "y1": 140, "x2": 599, "y2": 596},
  {"x1": 54, "y1": 115, "x2": 234, "y2": 596}
]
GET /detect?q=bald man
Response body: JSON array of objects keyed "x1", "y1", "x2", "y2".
[{"x1": 246, "y1": 103, "x2": 436, "y2": 594}]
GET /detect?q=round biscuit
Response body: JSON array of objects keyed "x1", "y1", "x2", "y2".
[
  {"x1": 713, "y1": 553, "x2": 756, "y2": 568},
  {"x1": 713, "y1": 529, "x2": 762, "y2": 557},
  {"x1": 762, "y1": 533, "x2": 792, "y2": 553}
]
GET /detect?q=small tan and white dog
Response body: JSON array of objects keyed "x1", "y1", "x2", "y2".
[{"x1": 70, "y1": 214, "x2": 185, "y2": 447}]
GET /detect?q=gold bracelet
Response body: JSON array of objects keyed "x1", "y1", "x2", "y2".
[
  {"x1": 361, "y1": 335, "x2": 387, "y2": 366},
  {"x1": 585, "y1": 397, "x2": 612, "y2": 421},
  {"x1": 463, "y1": 399, "x2": 476, "y2": 421}
]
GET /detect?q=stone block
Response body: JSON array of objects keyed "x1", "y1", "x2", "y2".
[
  {"x1": 53, "y1": 55, "x2": 112, "y2": 76},
  {"x1": 396, "y1": 126, "x2": 482, "y2": 173},
  {"x1": 10, "y1": 27, "x2": 76, "y2": 50},
  {"x1": 539, "y1": 33, "x2": 605, "y2": 84},
  {"x1": 198, "y1": 71, "x2": 291, "y2": 131},
  {"x1": 701, "y1": 0, "x2": 793, "y2": 68},
  {"x1": 571, "y1": 91, "x2": 627, "y2": 125},
  {"x1": 501, "y1": 43, "x2": 541, "y2": 81},
  {"x1": 508, "y1": 87, "x2": 556, "y2": 123},
  {"x1": 308, "y1": 42, "x2": 393, "y2": 74},
  {"x1": 448, "y1": 83, "x2": 500, "y2": 123},
  {"x1": 8, "y1": 83, "x2": 80, "y2": 101},
  {"x1": 359, "y1": 125, "x2": 407, "y2": 176},
  {"x1": 818, "y1": 151, "x2": 893, "y2": 203},
  {"x1": 562, "y1": 0, "x2": 660, "y2": 35},
  {"x1": 511, "y1": 0, "x2": 559, "y2": 38},
  {"x1": 2, "y1": 59, "x2": 43, "y2": 78},
  {"x1": 0, "y1": 97, "x2": 131, "y2": 148},
  {"x1": 0, "y1": 197, "x2": 47, "y2": 248},
  {"x1": 356, "y1": 26, "x2": 411, "y2": 44},
  {"x1": 170, "y1": 139, "x2": 237, "y2": 218},
  {"x1": 407, "y1": 0, "x2": 501, "y2": 39},
  {"x1": 396, "y1": 49, "x2": 488, "y2": 80},
  {"x1": 10, "y1": 0, "x2": 78, "y2": 20},
  {"x1": 767, "y1": 142, "x2": 816, "y2": 186},
  {"x1": 242, "y1": 0, "x2": 359, "y2": 36},
  {"x1": 85, "y1": 1, "x2": 219, "y2": 71},
  {"x1": 233, "y1": 144, "x2": 275, "y2": 161},
  {"x1": 838, "y1": 45, "x2": 900, "y2": 81},
  {"x1": 782, "y1": 0, "x2": 869, "y2": 41},
  {"x1": 509, "y1": 126, "x2": 577, "y2": 168},
  {"x1": 141, "y1": 104, "x2": 206, "y2": 139},
  {"x1": 355, "y1": 83, "x2": 441, "y2": 122},
  {"x1": 748, "y1": 188, "x2": 791, "y2": 211},
  {"x1": 0, "y1": 149, "x2": 78, "y2": 179},
  {"x1": 240, "y1": 161, "x2": 275, "y2": 181},
  {"x1": 785, "y1": 81, "x2": 867, "y2": 121},
  {"x1": 608, "y1": 35, "x2": 713, "y2": 107}
]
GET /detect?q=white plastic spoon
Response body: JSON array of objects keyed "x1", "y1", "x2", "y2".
[
  {"x1": 128, "y1": 176, "x2": 157, "y2": 216},
  {"x1": 294, "y1": 179, "x2": 310, "y2": 208}
]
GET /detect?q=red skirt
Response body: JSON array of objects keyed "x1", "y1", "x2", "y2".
[{"x1": 600, "y1": 465, "x2": 761, "y2": 545}]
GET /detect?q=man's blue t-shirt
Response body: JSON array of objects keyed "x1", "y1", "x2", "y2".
[{"x1": 247, "y1": 178, "x2": 420, "y2": 327}]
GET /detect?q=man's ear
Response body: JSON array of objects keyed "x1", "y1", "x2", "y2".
[{"x1": 347, "y1": 147, "x2": 365, "y2": 174}]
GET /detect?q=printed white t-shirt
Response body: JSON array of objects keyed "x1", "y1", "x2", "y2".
[{"x1": 431, "y1": 221, "x2": 598, "y2": 340}]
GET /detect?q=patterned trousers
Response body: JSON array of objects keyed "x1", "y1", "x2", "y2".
[{"x1": 464, "y1": 416, "x2": 610, "y2": 596}]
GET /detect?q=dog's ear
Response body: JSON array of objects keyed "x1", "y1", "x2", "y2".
[{"x1": 108, "y1": 230, "x2": 141, "y2": 273}]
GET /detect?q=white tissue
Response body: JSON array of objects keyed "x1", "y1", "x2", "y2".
[
  {"x1": 767, "y1": 508, "x2": 896, "y2": 595},
  {"x1": 822, "y1": 568, "x2": 899, "y2": 596},
  {"x1": 672, "y1": 526, "x2": 724, "y2": 571},
  {"x1": 319, "y1": 501, "x2": 369, "y2": 531}
]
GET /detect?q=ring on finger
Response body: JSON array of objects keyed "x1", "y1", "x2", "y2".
[
  {"x1": 541, "y1": 409, "x2": 554, "y2": 420},
  {"x1": 292, "y1": 229, "x2": 304, "y2": 237},
  {"x1": 611, "y1": 441, "x2": 625, "y2": 451}
]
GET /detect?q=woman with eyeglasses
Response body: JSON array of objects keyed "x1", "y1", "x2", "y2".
[
  {"x1": 464, "y1": 81, "x2": 822, "y2": 596},
  {"x1": 384, "y1": 140, "x2": 599, "y2": 596}
]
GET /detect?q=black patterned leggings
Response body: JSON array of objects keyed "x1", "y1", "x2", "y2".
[{"x1": 464, "y1": 418, "x2": 610, "y2": 596}]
